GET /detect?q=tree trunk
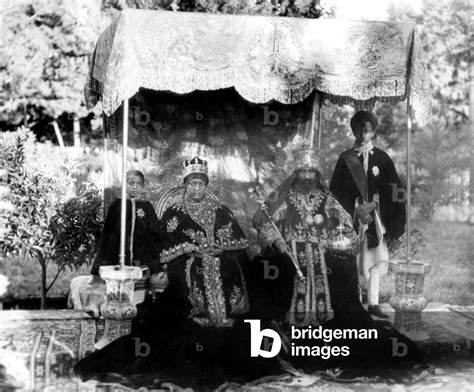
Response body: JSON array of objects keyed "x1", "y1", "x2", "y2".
[
  {"x1": 52, "y1": 120, "x2": 65, "y2": 150},
  {"x1": 39, "y1": 255, "x2": 48, "y2": 310},
  {"x1": 469, "y1": 63, "x2": 474, "y2": 205},
  {"x1": 73, "y1": 114, "x2": 81, "y2": 149}
]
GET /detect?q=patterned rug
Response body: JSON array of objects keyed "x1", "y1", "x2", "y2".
[
  {"x1": 0, "y1": 310, "x2": 96, "y2": 390},
  {"x1": 0, "y1": 306, "x2": 473, "y2": 391}
]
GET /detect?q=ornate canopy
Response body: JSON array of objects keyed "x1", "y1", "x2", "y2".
[{"x1": 86, "y1": 9, "x2": 430, "y2": 125}]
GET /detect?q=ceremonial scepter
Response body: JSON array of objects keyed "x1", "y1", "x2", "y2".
[{"x1": 251, "y1": 187, "x2": 306, "y2": 282}]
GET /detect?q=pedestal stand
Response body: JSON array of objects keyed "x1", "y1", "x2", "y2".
[
  {"x1": 94, "y1": 265, "x2": 142, "y2": 349},
  {"x1": 389, "y1": 260, "x2": 431, "y2": 341}
]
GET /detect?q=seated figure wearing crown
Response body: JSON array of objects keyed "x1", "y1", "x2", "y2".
[
  {"x1": 75, "y1": 157, "x2": 283, "y2": 390},
  {"x1": 158, "y1": 156, "x2": 250, "y2": 327}
]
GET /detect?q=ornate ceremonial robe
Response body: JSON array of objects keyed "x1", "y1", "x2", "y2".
[
  {"x1": 253, "y1": 185, "x2": 357, "y2": 328},
  {"x1": 159, "y1": 193, "x2": 250, "y2": 327},
  {"x1": 75, "y1": 193, "x2": 283, "y2": 389}
]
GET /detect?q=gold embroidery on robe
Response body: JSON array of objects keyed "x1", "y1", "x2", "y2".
[
  {"x1": 200, "y1": 256, "x2": 233, "y2": 327},
  {"x1": 166, "y1": 216, "x2": 179, "y2": 233},
  {"x1": 183, "y1": 194, "x2": 218, "y2": 243},
  {"x1": 183, "y1": 228, "x2": 208, "y2": 247}
]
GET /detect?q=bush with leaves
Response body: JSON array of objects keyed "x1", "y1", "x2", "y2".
[
  {"x1": 51, "y1": 184, "x2": 103, "y2": 270},
  {"x1": 1, "y1": 131, "x2": 102, "y2": 308}
]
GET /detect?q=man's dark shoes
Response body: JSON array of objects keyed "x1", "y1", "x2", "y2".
[{"x1": 368, "y1": 305, "x2": 389, "y2": 319}]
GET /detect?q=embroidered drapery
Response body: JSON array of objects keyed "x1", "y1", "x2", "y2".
[{"x1": 85, "y1": 9, "x2": 430, "y2": 125}]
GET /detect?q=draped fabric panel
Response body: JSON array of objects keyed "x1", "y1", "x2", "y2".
[
  {"x1": 101, "y1": 88, "x2": 312, "y2": 256},
  {"x1": 85, "y1": 9, "x2": 430, "y2": 125}
]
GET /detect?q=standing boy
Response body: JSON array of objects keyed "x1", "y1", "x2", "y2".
[
  {"x1": 329, "y1": 111, "x2": 406, "y2": 318},
  {"x1": 90, "y1": 170, "x2": 161, "y2": 279},
  {"x1": 69, "y1": 170, "x2": 161, "y2": 315}
]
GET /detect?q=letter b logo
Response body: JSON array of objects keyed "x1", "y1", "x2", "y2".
[
  {"x1": 391, "y1": 183, "x2": 407, "y2": 203},
  {"x1": 133, "y1": 338, "x2": 150, "y2": 357},
  {"x1": 262, "y1": 259, "x2": 279, "y2": 280},
  {"x1": 390, "y1": 337, "x2": 407, "y2": 357},
  {"x1": 263, "y1": 106, "x2": 279, "y2": 125},
  {"x1": 245, "y1": 319, "x2": 282, "y2": 358}
]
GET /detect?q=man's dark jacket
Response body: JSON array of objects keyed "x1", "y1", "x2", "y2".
[
  {"x1": 91, "y1": 199, "x2": 161, "y2": 275},
  {"x1": 329, "y1": 147, "x2": 406, "y2": 249}
]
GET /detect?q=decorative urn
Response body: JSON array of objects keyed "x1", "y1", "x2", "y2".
[
  {"x1": 94, "y1": 265, "x2": 143, "y2": 349},
  {"x1": 389, "y1": 259, "x2": 432, "y2": 340}
]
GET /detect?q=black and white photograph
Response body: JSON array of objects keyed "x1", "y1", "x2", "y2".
[{"x1": 0, "y1": 0, "x2": 472, "y2": 390}]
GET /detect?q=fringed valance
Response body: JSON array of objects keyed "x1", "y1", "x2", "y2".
[{"x1": 85, "y1": 9, "x2": 430, "y2": 125}]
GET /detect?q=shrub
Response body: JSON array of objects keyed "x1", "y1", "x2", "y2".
[
  {"x1": 51, "y1": 183, "x2": 103, "y2": 269},
  {"x1": 1, "y1": 129, "x2": 102, "y2": 308}
]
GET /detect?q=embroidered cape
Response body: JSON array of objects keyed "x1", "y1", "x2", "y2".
[
  {"x1": 160, "y1": 193, "x2": 249, "y2": 263},
  {"x1": 159, "y1": 193, "x2": 249, "y2": 327}
]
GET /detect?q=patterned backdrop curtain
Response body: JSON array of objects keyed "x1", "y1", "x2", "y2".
[
  {"x1": 89, "y1": 10, "x2": 432, "y2": 253},
  {"x1": 103, "y1": 88, "x2": 315, "y2": 254}
]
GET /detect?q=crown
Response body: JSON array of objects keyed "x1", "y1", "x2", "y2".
[
  {"x1": 294, "y1": 146, "x2": 321, "y2": 172},
  {"x1": 182, "y1": 156, "x2": 208, "y2": 178}
]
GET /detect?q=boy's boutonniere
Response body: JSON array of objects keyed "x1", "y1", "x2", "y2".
[{"x1": 137, "y1": 208, "x2": 145, "y2": 218}]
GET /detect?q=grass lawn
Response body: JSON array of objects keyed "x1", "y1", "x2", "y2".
[
  {"x1": 380, "y1": 220, "x2": 474, "y2": 305},
  {"x1": 1, "y1": 221, "x2": 473, "y2": 306},
  {"x1": 0, "y1": 256, "x2": 91, "y2": 301}
]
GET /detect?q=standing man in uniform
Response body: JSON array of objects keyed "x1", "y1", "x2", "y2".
[{"x1": 330, "y1": 111, "x2": 406, "y2": 318}]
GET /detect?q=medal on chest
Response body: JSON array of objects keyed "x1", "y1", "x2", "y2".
[{"x1": 291, "y1": 190, "x2": 325, "y2": 226}]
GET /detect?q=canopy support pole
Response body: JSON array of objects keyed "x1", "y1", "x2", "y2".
[
  {"x1": 96, "y1": 98, "x2": 143, "y2": 350},
  {"x1": 102, "y1": 118, "x2": 108, "y2": 220},
  {"x1": 95, "y1": 263, "x2": 142, "y2": 350},
  {"x1": 119, "y1": 99, "x2": 129, "y2": 269},
  {"x1": 317, "y1": 95, "x2": 323, "y2": 149},
  {"x1": 310, "y1": 92, "x2": 322, "y2": 149},
  {"x1": 406, "y1": 98, "x2": 412, "y2": 264},
  {"x1": 388, "y1": 94, "x2": 431, "y2": 341}
]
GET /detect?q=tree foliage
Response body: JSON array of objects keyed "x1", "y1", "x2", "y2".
[
  {"x1": 0, "y1": 129, "x2": 103, "y2": 308},
  {"x1": 388, "y1": 0, "x2": 471, "y2": 124},
  {"x1": 104, "y1": 0, "x2": 334, "y2": 17},
  {"x1": 379, "y1": 0, "x2": 472, "y2": 219},
  {"x1": 50, "y1": 184, "x2": 103, "y2": 270},
  {"x1": 1, "y1": 0, "x2": 103, "y2": 139}
]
